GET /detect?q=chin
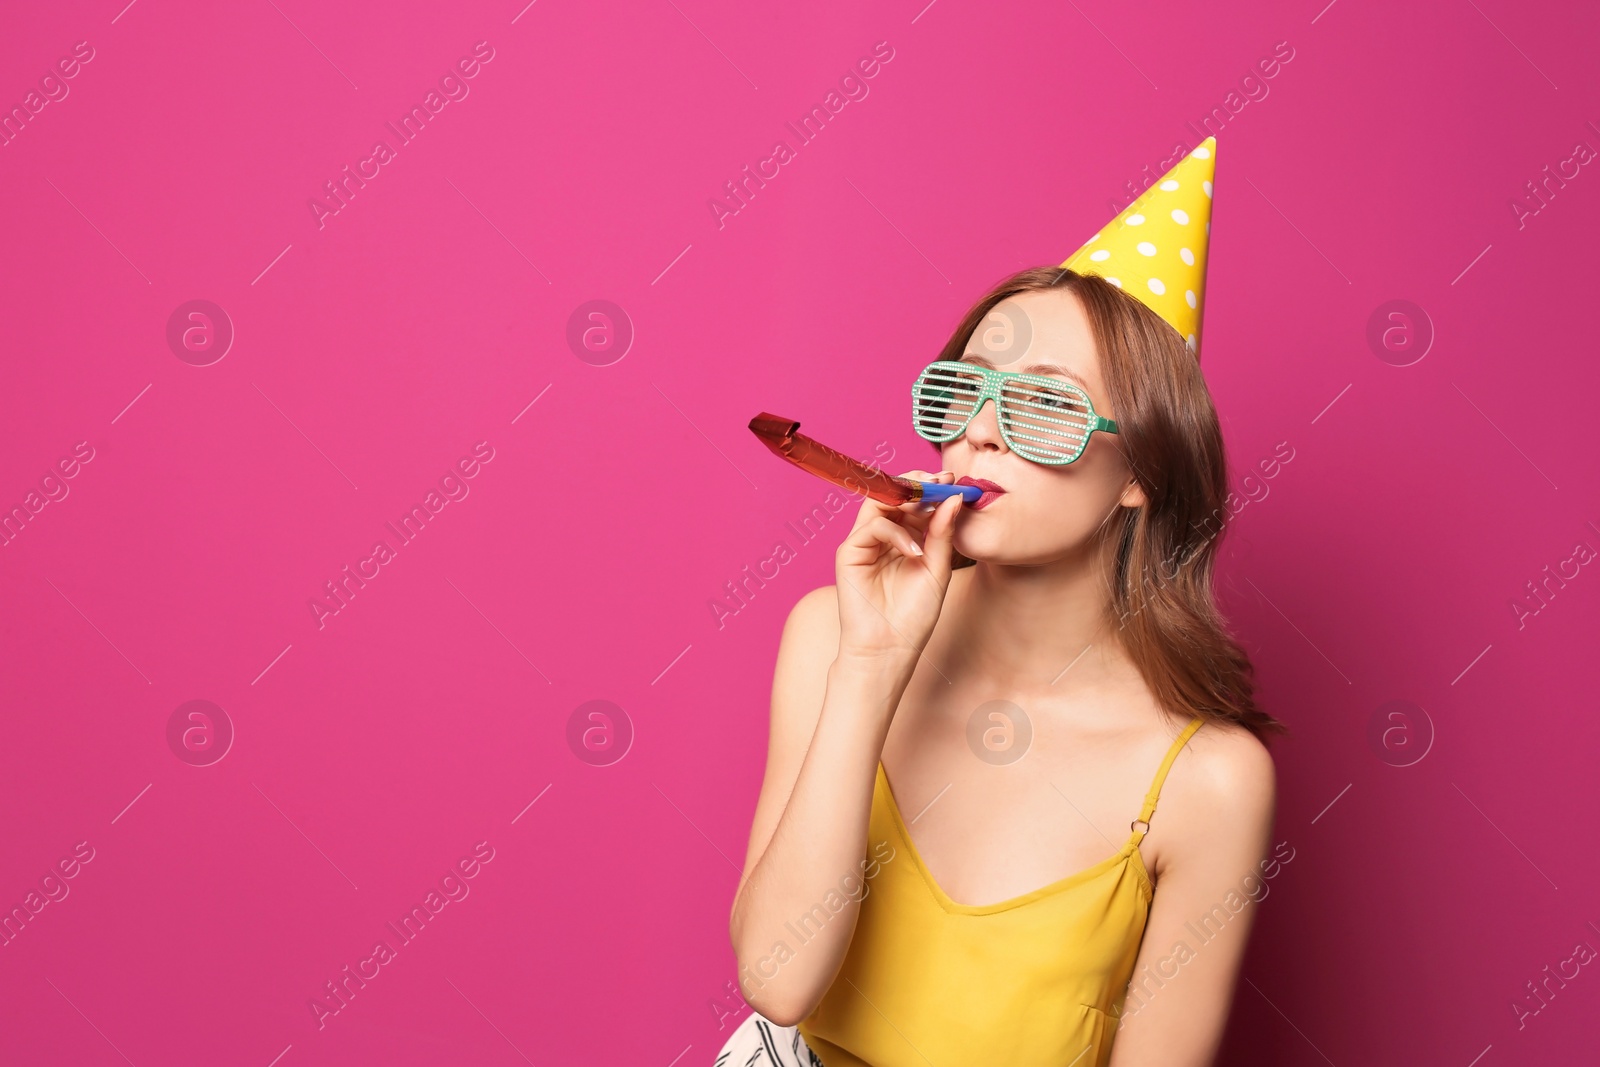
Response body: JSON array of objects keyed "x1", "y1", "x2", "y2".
[
  {"x1": 954, "y1": 513, "x2": 1090, "y2": 567},
  {"x1": 952, "y1": 525, "x2": 1008, "y2": 564}
]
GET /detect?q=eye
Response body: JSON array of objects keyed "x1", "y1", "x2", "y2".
[
  {"x1": 1017, "y1": 383, "x2": 1074, "y2": 410},
  {"x1": 1034, "y1": 389, "x2": 1070, "y2": 410}
]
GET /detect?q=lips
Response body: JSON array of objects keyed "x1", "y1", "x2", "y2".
[{"x1": 955, "y1": 476, "x2": 1006, "y2": 510}]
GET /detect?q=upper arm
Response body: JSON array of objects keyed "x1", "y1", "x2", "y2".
[
  {"x1": 730, "y1": 584, "x2": 840, "y2": 922},
  {"x1": 1109, "y1": 725, "x2": 1279, "y2": 1067}
]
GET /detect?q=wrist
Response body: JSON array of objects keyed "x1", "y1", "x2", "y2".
[{"x1": 830, "y1": 649, "x2": 919, "y2": 687}]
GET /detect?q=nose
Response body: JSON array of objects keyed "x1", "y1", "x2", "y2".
[{"x1": 960, "y1": 397, "x2": 1008, "y2": 455}]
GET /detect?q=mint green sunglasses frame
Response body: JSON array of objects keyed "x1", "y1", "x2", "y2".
[{"x1": 911, "y1": 359, "x2": 1119, "y2": 466}]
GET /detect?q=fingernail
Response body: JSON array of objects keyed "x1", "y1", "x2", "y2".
[{"x1": 909, "y1": 542, "x2": 924, "y2": 556}]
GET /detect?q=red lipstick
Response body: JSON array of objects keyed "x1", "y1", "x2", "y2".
[{"x1": 955, "y1": 476, "x2": 1006, "y2": 510}]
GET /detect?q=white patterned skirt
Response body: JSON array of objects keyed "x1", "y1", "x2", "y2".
[{"x1": 713, "y1": 1010, "x2": 824, "y2": 1066}]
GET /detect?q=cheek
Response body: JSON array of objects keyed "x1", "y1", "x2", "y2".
[{"x1": 1004, "y1": 469, "x2": 1126, "y2": 541}]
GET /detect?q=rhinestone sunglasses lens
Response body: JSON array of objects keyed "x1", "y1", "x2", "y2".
[
  {"x1": 998, "y1": 378, "x2": 1094, "y2": 462},
  {"x1": 914, "y1": 365, "x2": 986, "y2": 440}
]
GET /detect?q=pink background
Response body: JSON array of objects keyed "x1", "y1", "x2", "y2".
[{"x1": 2, "y1": 0, "x2": 1598, "y2": 1063}]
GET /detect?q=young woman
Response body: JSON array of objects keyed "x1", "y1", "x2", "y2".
[{"x1": 721, "y1": 263, "x2": 1287, "y2": 1067}]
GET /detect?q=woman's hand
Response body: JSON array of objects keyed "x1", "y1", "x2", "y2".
[{"x1": 834, "y1": 469, "x2": 965, "y2": 664}]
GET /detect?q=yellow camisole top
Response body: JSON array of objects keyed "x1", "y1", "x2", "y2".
[{"x1": 797, "y1": 715, "x2": 1205, "y2": 1067}]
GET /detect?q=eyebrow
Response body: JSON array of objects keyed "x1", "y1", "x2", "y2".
[{"x1": 960, "y1": 353, "x2": 1091, "y2": 390}]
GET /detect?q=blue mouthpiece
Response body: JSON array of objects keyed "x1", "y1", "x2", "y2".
[{"x1": 917, "y1": 482, "x2": 983, "y2": 505}]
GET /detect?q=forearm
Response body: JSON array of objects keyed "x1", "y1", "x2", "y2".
[{"x1": 730, "y1": 654, "x2": 914, "y2": 1024}]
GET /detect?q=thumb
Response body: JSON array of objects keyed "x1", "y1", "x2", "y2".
[{"x1": 920, "y1": 493, "x2": 965, "y2": 580}]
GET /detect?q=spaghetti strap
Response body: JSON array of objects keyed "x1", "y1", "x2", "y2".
[{"x1": 1130, "y1": 716, "x2": 1204, "y2": 839}]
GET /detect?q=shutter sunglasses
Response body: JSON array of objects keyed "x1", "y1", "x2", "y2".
[{"x1": 911, "y1": 360, "x2": 1119, "y2": 466}]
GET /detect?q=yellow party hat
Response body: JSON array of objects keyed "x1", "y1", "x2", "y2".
[{"x1": 1061, "y1": 137, "x2": 1217, "y2": 358}]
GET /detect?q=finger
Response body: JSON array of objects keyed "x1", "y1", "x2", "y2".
[
  {"x1": 898, "y1": 476, "x2": 961, "y2": 535},
  {"x1": 891, "y1": 470, "x2": 952, "y2": 534},
  {"x1": 919, "y1": 492, "x2": 965, "y2": 576},
  {"x1": 863, "y1": 514, "x2": 926, "y2": 560},
  {"x1": 845, "y1": 470, "x2": 937, "y2": 534},
  {"x1": 840, "y1": 514, "x2": 925, "y2": 565},
  {"x1": 845, "y1": 489, "x2": 904, "y2": 535},
  {"x1": 892, "y1": 470, "x2": 938, "y2": 512}
]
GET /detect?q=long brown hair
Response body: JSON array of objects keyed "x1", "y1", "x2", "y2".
[{"x1": 930, "y1": 266, "x2": 1287, "y2": 744}]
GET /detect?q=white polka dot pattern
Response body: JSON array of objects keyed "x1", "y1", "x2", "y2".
[{"x1": 1061, "y1": 136, "x2": 1217, "y2": 359}]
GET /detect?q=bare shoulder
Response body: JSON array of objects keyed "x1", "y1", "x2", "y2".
[
  {"x1": 769, "y1": 583, "x2": 840, "y2": 741},
  {"x1": 1178, "y1": 718, "x2": 1277, "y2": 808},
  {"x1": 781, "y1": 584, "x2": 839, "y2": 650},
  {"x1": 1153, "y1": 717, "x2": 1277, "y2": 870}
]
